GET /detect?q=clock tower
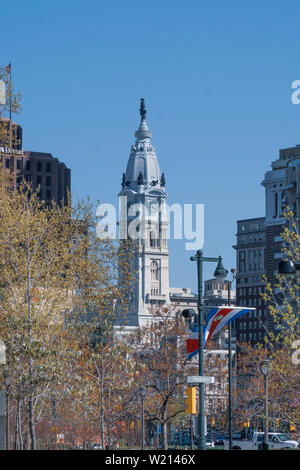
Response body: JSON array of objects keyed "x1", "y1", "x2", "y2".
[{"x1": 118, "y1": 99, "x2": 169, "y2": 327}]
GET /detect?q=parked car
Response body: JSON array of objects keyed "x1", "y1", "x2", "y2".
[
  {"x1": 224, "y1": 432, "x2": 299, "y2": 450},
  {"x1": 205, "y1": 437, "x2": 215, "y2": 448},
  {"x1": 91, "y1": 442, "x2": 102, "y2": 450},
  {"x1": 213, "y1": 437, "x2": 225, "y2": 447}
]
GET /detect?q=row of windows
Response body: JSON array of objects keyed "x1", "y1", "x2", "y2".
[
  {"x1": 237, "y1": 309, "x2": 266, "y2": 318},
  {"x1": 239, "y1": 331, "x2": 264, "y2": 342},
  {"x1": 239, "y1": 233, "x2": 264, "y2": 244},
  {"x1": 150, "y1": 288, "x2": 160, "y2": 295},
  {"x1": 240, "y1": 223, "x2": 262, "y2": 231},
  {"x1": 238, "y1": 276, "x2": 263, "y2": 284},
  {"x1": 25, "y1": 160, "x2": 52, "y2": 173},
  {"x1": 238, "y1": 286, "x2": 264, "y2": 296},
  {"x1": 3, "y1": 158, "x2": 52, "y2": 173},
  {"x1": 239, "y1": 298, "x2": 263, "y2": 306},
  {"x1": 239, "y1": 321, "x2": 263, "y2": 330},
  {"x1": 17, "y1": 175, "x2": 52, "y2": 187},
  {"x1": 149, "y1": 231, "x2": 167, "y2": 248}
]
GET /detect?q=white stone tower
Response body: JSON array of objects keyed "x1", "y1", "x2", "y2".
[{"x1": 118, "y1": 99, "x2": 169, "y2": 327}]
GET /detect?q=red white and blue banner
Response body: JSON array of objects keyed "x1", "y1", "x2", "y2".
[
  {"x1": 186, "y1": 324, "x2": 200, "y2": 360},
  {"x1": 186, "y1": 307, "x2": 255, "y2": 359}
]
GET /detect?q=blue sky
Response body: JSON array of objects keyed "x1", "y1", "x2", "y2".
[{"x1": 2, "y1": 0, "x2": 300, "y2": 291}]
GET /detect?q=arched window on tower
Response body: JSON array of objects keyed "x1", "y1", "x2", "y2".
[{"x1": 151, "y1": 260, "x2": 159, "y2": 281}]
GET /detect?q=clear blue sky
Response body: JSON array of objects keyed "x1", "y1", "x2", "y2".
[{"x1": 2, "y1": 0, "x2": 300, "y2": 291}]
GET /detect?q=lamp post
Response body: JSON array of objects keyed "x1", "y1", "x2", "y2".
[
  {"x1": 260, "y1": 359, "x2": 271, "y2": 450},
  {"x1": 140, "y1": 385, "x2": 146, "y2": 450},
  {"x1": 189, "y1": 250, "x2": 226, "y2": 450},
  {"x1": 214, "y1": 265, "x2": 237, "y2": 451}
]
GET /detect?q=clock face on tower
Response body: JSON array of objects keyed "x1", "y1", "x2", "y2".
[{"x1": 147, "y1": 199, "x2": 159, "y2": 216}]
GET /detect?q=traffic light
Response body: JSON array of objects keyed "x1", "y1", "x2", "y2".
[
  {"x1": 186, "y1": 387, "x2": 196, "y2": 414},
  {"x1": 212, "y1": 417, "x2": 215, "y2": 427},
  {"x1": 290, "y1": 422, "x2": 296, "y2": 432},
  {"x1": 275, "y1": 418, "x2": 279, "y2": 428},
  {"x1": 242, "y1": 420, "x2": 250, "y2": 428}
]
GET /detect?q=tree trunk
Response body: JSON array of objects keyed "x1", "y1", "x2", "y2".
[
  {"x1": 100, "y1": 355, "x2": 105, "y2": 450},
  {"x1": 29, "y1": 392, "x2": 36, "y2": 450},
  {"x1": 15, "y1": 396, "x2": 23, "y2": 450},
  {"x1": 162, "y1": 409, "x2": 168, "y2": 450}
]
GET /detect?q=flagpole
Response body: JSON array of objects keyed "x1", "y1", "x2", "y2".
[{"x1": 190, "y1": 251, "x2": 222, "y2": 451}]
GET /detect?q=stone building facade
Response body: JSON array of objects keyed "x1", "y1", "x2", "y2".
[{"x1": 118, "y1": 99, "x2": 169, "y2": 327}]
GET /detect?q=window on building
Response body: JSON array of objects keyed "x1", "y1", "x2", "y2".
[
  {"x1": 239, "y1": 251, "x2": 245, "y2": 272},
  {"x1": 37, "y1": 175, "x2": 42, "y2": 185},
  {"x1": 46, "y1": 162, "x2": 51, "y2": 173},
  {"x1": 5, "y1": 158, "x2": 10, "y2": 169},
  {"x1": 150, "y1": 260, "x2": 159, "y2": 281},
  {"x1": 46, "y1": 176, "x2": 51, "y2": 186},
  {"x1": 26, "y1": 160, "x2": 31, "y2": 171},
  {"x1": 150, "y1": 231, "x2": 158, "y2": 248},
  {"x1": 274, "y1": 192, "x2": 278, "y2": 218},
  {"x1": 16, "y1": 159, "x2": 21, "y2": 170},
  {"x1": 46, "y1": 189, "x2": 51, "y2": 200},
  {"x1": 37, "y1": 161, "x2": 42, "y2": 172}
]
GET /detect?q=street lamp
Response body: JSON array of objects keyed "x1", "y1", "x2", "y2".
[
  {"x1": 140, "y1": 385, "x2": 146, "y2": 450},
  {"x1": 277, "y1": 260, "x2": 300, "y2": 275},
  {"x1": 189, "y1": 250, "x2": 226, "y2": 450},
  {"x1": 260, "y1": 359, "x2": 271, "y2": 450},
  {"x1": 214, "y1": 266, "x2": 237, "y2": 451}
]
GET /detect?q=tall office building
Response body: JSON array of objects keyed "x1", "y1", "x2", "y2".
[
  {"x1": 234, "y1": 217, "x2": 267, "y2": 345},
  {"x1": 0, "y1": 118, "x2": 71, "y2": 205},
  {"x1": 262, "y1": 145, "x2": 300, "y2": 281},
  {"x1": 234, "y1": 145, "x2": 300, "y2": 345}
]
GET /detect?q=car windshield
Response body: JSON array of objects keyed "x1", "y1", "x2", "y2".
[
  {"x1": 276, "y1": 434, "x2": 291, "y2": 442},
  {"x1": 257, "y1": 434, "x2": 275, "y2": 442}
]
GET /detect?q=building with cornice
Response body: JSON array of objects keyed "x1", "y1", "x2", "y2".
[{"x1": 234, "y1": 145, "x2": 300, "y2": 344}]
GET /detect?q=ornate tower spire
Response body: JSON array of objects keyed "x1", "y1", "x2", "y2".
[{"x1": 118, "y1": 99, "x2": 170, "y2": 328}]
